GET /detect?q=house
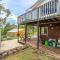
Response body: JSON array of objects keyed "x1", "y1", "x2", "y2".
[{"x1": 18, "y1": 0, "x2": 60, "y2": 48}]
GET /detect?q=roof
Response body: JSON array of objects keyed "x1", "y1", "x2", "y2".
[
  {"x1": 18, "y1": 0, "x2": 44, "y2": 18},
  {"x1": 30, "y1": 0, "x2": 44, "y2": 9}
]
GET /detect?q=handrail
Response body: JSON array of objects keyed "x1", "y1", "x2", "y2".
[{"x1": 18, "y1": 0, "x2": 58, "y2": 24}]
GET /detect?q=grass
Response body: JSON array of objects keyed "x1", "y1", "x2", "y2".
[{"x1": 1, "y1": 47, "x2": 55, "y2": 60}]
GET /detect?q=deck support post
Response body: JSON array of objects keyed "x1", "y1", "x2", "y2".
[
  {"x1": 37, "y1": 8, "x2": 40, "y2": 49},
  {"x1": 25, "y1": 24, "x2": 27, "y2": 44},
  {"x1": 37, "y1": 21, "x2": 40, "y2": 49},
  {"x1": 33, "y1": 24, "x2": 34, "y2": 36},
  {"x1": 55, "y1": 39, "x2": 58, "y2": 47},
  {"x1": 18, "y1": 23, "x2": 20, "y2": 42},
  {"x1": 40, "y1": 27, "x2": 41, "y2": 43}
]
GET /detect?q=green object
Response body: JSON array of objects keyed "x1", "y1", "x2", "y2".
[
  {"x1": 48, "y1": 41, "x2": 56, "y2": 47},
  {"x1": 48, "y1": 41, "x2": 53, "y2": 46},
  {"x1": 45, "y1": 40, "x2": 48, "y2": 46},
  {"x1": 53, "y1": 41, "x2": 56, "y2": 47},
  {"x1": 42, "y1": 40, "x2": 45, "y2": 45}
]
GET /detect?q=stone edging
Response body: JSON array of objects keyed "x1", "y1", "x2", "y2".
[{"x1": 0, "y1": 45, "x2": 28, "y2": 59}]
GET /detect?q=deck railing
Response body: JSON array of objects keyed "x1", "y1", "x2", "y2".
[{"x1": 18, "y1": 0, "x2": 59, "y2": 24}]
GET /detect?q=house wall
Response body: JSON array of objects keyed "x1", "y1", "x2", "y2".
[
  {"x1": 40, "y1": 23, "x2": 60, "y2": 40},
  {"x1": 48, "y1": 23, "x2": 60, "y2": 39},
  {"x1": 48, "y1": 25, "x2": 58, "y2": 39}
]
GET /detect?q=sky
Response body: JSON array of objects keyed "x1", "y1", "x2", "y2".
[{"x1": 0, "y1": 0, "x2": 37, "y2": 24}]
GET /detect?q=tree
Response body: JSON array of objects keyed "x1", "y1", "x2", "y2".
[
  {"x1": 1, "y1": 23, "x2": 17, "y2": 39},
  {"x1": 0, "y1": 4, "x2": 4, "y2": 12},
  {"x1": 0, "y1": 4, "x2": 11, "y2": 40},
  {"x1": 27, "y1": 25, "x2": 34, "y2": 38},
  {"x1": 3, "y1": 9, "x2": 11, "y2": 24},
  {"x1": 0, "y1": 4, "x2": 11, "y2": 24}
]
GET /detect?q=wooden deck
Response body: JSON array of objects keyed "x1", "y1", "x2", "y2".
[{"x1": 27, "y1": 40, "x2": 60, "y2": 60}]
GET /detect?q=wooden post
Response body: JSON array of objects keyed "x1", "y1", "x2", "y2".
[
  {"x1": 55, "y1": 39, "x2": 58, "y2": 47},
  {"x1": 37, "y1": 21, "x2": 40, "y2": 49},
  {"x1": 40, "y1": 27, "x2": 41, "y2": 43},
  {"x1": 25, "y1": 24, "x2": 27, "y2": 44},
  {"x1": 18, "y1": 23, "x2": 20, "y2": 42},
  {"x1": 37, "y1": 8, "x2": 40, "y2": 49},
  {"x1": 33, "y1": 24, "x2": 34, "y2": 38}
]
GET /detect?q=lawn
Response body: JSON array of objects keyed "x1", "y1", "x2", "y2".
[{"x1": 1, "y1": 47, "x2": 55, "y2": 60}]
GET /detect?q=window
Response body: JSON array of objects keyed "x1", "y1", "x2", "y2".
[
  {"x1": 41, "y1": 27, "x2": 48, "y2": 35},
  {"x1": 48, "y1": 2, "x2": 49, "y2": 14},
  {"x1": 45, "y1": 4, "x2": 46, "y2": 15},
  {"x1": 40, "y1": 0, "x2": 57, "y2": 16},
  {"x1": 32, "y1": 9, "x2": 38, "y2": 20},
  {"x1": 41, "y1": 5, "x2": 43, "y2": 16},
  {"x1": 26, "y1": 12, "x2": 32, "y2": 20},
  {"x1": 50, "y1": 0, "x2": 57, "y2": 14},
  {"x1": 21, "y1": 15, "x2": 25, "y2": 21},
  {"x1": 50, "y1": 1, "x2": 52, "y2": 14},
  {"x1": 49, "y1": 2, "x2": 50, "y2": 14},
  {"x1": 46, "y1": 3, "x2": 48, "y2": 14},
  {"x1": 55, "y1": 0, "x2": 57, "y2": 13},
  {"x1": 44, "y1": 4, "x2": 45, "y2": 15},
  {"x1": 40, "y1": 6, "x2": 43, "y2": 16}
]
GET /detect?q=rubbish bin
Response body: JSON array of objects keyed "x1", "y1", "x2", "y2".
[
  {"x1": 53, "y1": 41, "x2": 56, "y2": 47},
  {"x1": 42, "y1": 40, "x2": 45, "y2": 45},
  {"x1": 48, "y1": 41, "x2": 53, "y2": 46},
  {"x1": 45, "y1": 40, "x2": 48, "y2": 46}
]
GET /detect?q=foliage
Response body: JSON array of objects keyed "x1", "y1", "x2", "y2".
[
  {"x1": 19, "y1": 29, "x2": 25, "y2": 40},
  {"x1": 19, "y1": 25, "x2": 36, "y2": 39},
  {"x1": 0, "y1": 4, "x2": 4, "y2": 11},
  {"x1": 1, "y1": 23, "x2": 17, "y2": 38},
  {"x1": 27, "y1": 25, "x2": 34, "y2": 38},
  {"x1": 0, "y1": 4, "x2": 11, "y2": 40},
  {"x1": 0, "y1": 4, "x2": 11, "y2": 24},
  {"x1": 19, "y1": 25, "x2": 25, "y2": 28}
]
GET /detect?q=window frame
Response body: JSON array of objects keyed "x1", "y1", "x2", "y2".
[{"x1": 41, "y1": 27, "x2": 48, "y2": 35}]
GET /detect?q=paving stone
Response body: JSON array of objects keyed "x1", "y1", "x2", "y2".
[
  {"x1": 8, "y1": 50, "x2": 13, "y2": 55},
  {"x1": 2, "y1": 52, "x2": 7, "y2": 57},
  {"x1": 12, "y1": 49, "x2": 17, "y2": 53}
]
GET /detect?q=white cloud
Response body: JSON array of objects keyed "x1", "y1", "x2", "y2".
[
  {"x1": 8, "y1": 14, "x2": 17, "y2": 20},
  {"x1": 1, "y1": 0, "x2": 37, "y2": 16},
  {"x1": 7, "y1": 13, "x2": 17, "y2": 24}
]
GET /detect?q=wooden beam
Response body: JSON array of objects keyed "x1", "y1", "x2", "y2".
[{"x1": 40, "y1": 21, "x2": 60, "y2": 25}]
